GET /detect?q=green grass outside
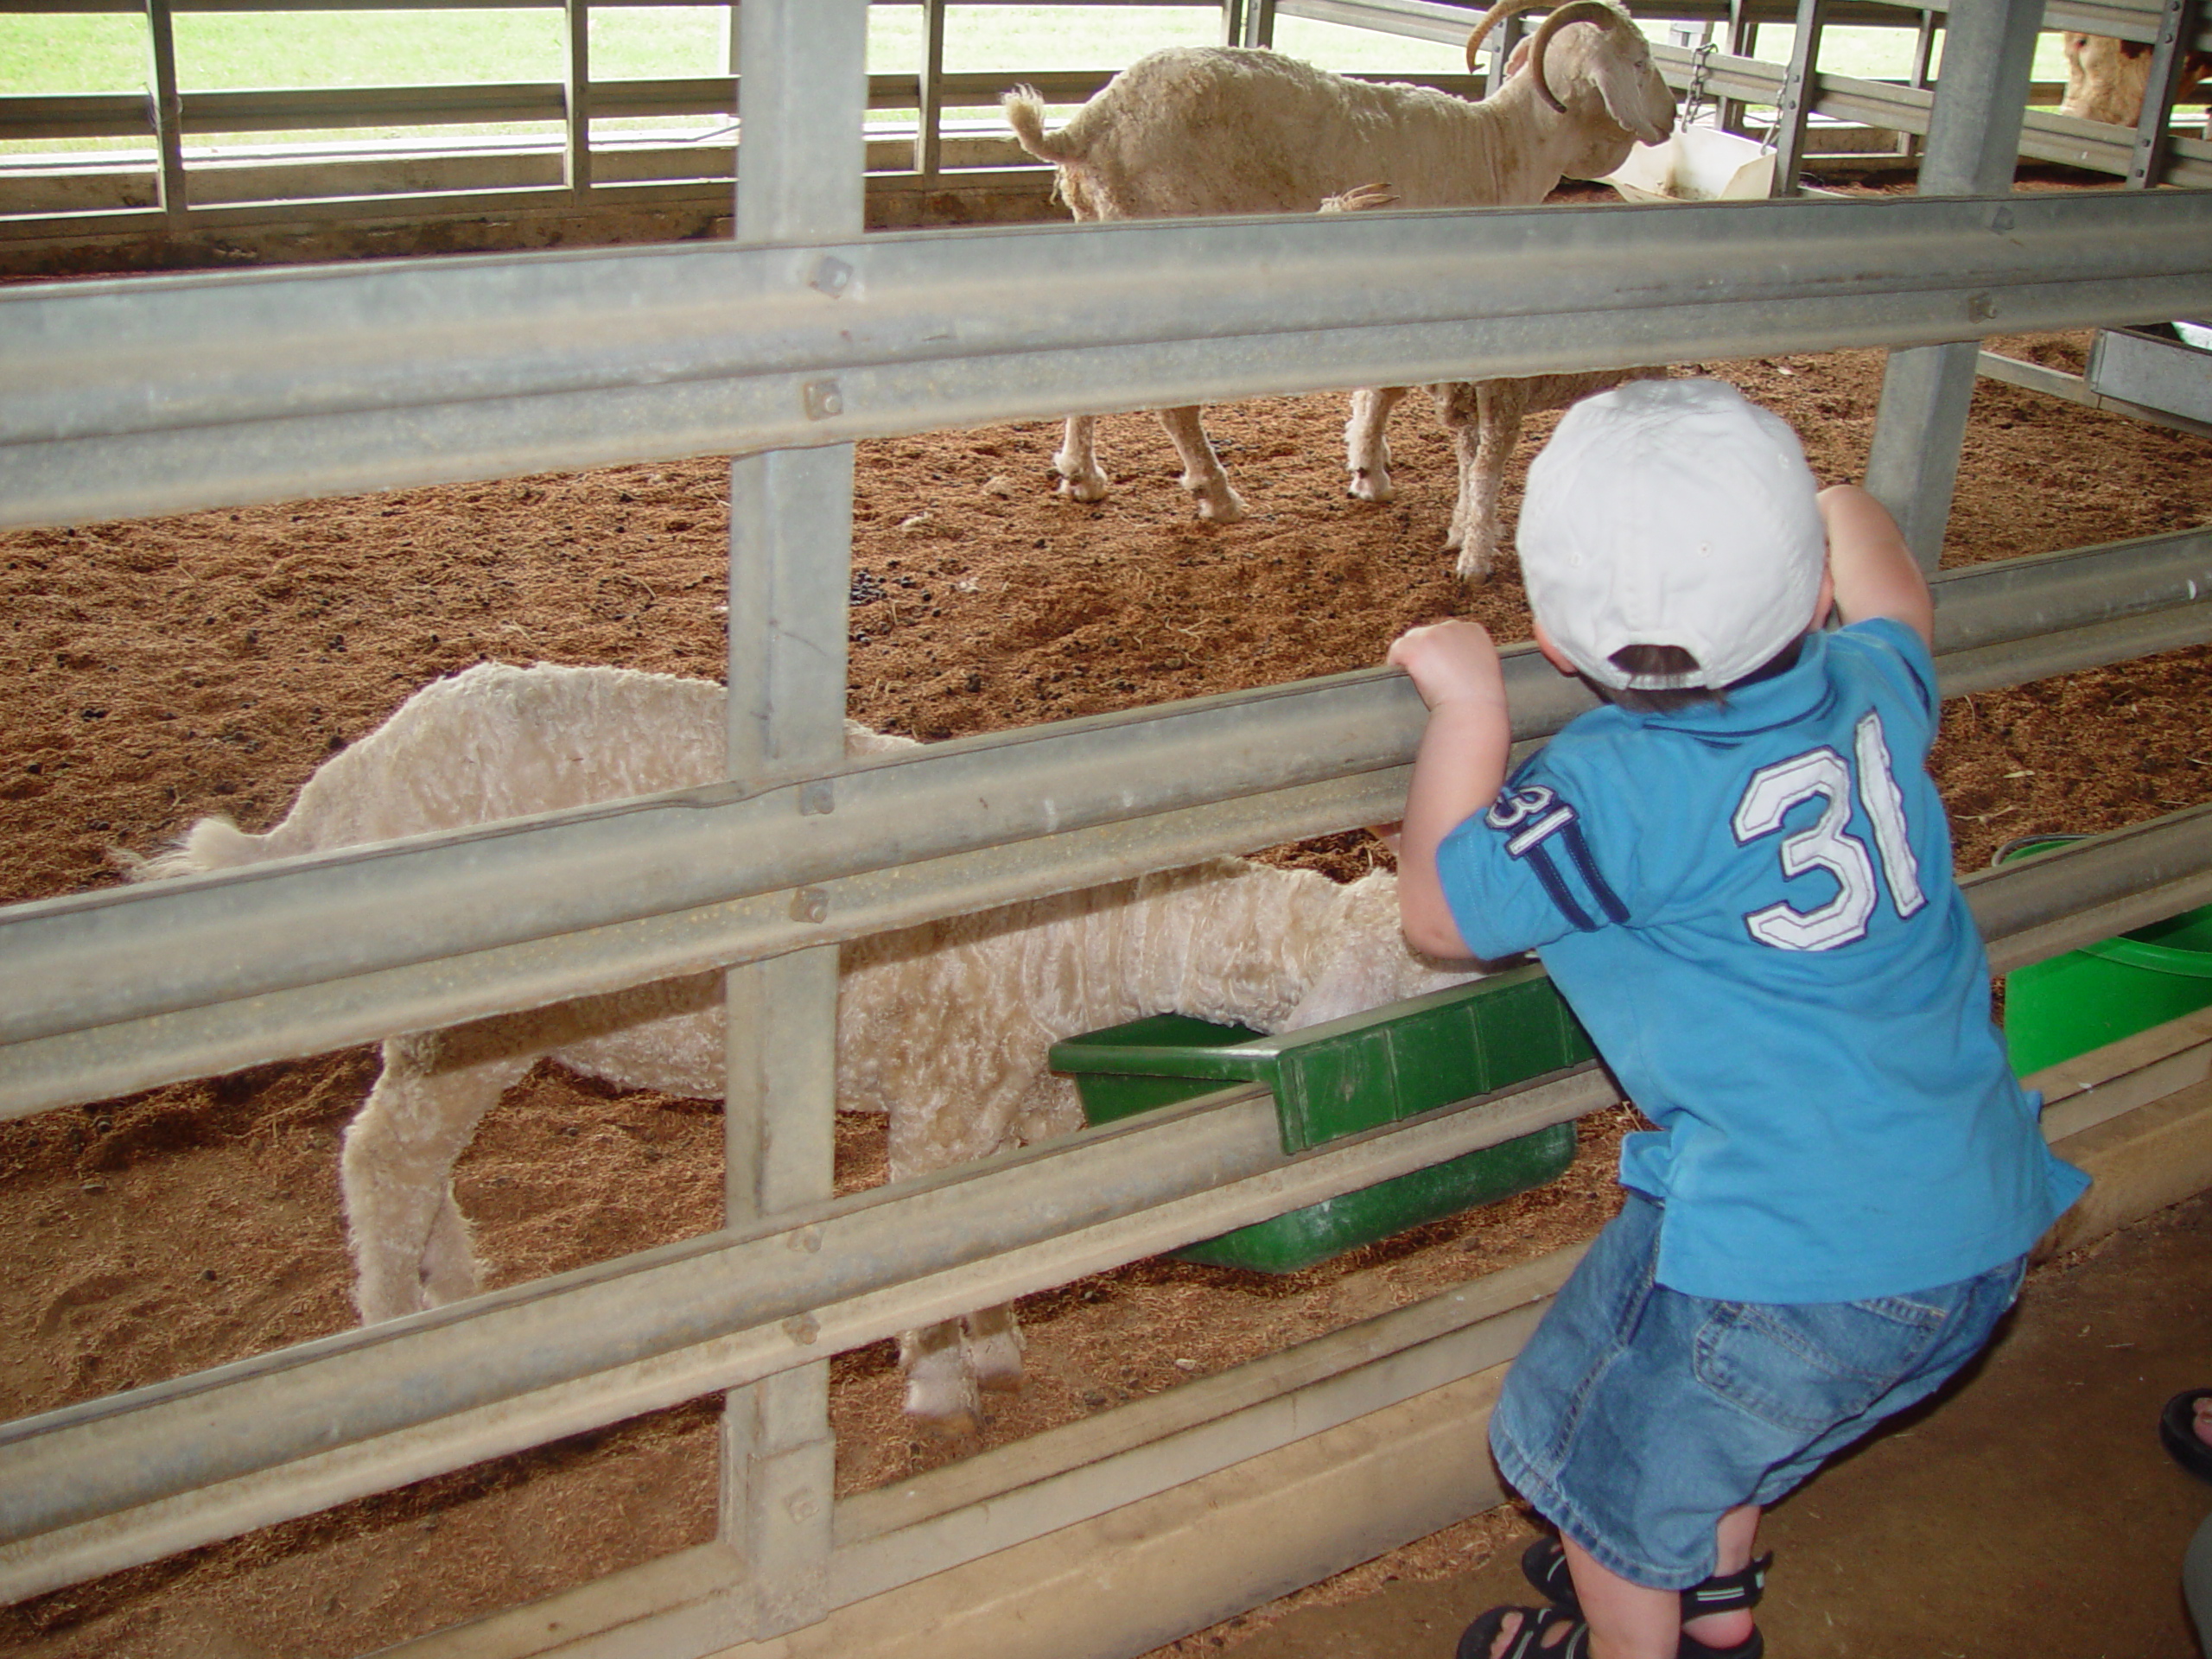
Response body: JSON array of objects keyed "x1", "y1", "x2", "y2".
[
  {"x1": 0, "y1": 5, "x2": 2072, "y2": 156},
  {"x1": 0, "y1": 5, "x2": 1440, "y2": 96}
]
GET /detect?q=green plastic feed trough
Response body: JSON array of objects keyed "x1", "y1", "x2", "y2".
[
  {"x1": 2000, "y1": 836, "x2": 2212, "y2": 1076},
  {"x1": 1049, "y1": 964, "x2": 1590, "y2": 1273}
]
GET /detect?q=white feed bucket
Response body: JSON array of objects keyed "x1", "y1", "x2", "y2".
[{"x1": 1602, "y1": 124, "x2": 1776, "y2": 203}]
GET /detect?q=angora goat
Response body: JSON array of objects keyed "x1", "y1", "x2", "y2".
[
  {"x1": 130, "y1": 661, "x2": 1476, "y2": 1432},
  {"x1": 1001, "y1": 0, "x2": 1674, "y2": 540}
]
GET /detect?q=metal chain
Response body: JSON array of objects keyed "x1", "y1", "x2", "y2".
[{"x1": 1683, "y1": 40, "x2": 1718, "y2": 128}]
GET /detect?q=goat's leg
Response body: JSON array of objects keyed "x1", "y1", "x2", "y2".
[
  {"x1": 899, "y1": 1319, "x2": 982, "y2": 1437},
  {"x1": 1052, "y1": 414, "x2": 1111, "y2": 503},
  {"x1": 941, "y1": 1077, "x2": 1074, "y2": 1402},
  {"x1": 1154, "y1": 405, "x2": 1246, "y2": 523},
  {"x1": 1429, "y1": 381, "x2": 1479, "y2": 556},
  {"x1": 1448, "y1": 380, "x2": 1529, "y2": 582},
  {"x1": 886, "y1": 1070, "x2": 1046, "y2": 1428},
  {"x1": 1344, "y1": 385, "x2": 1414, "y2": 502},
  {"x1": 962, "y1": 1303, "x2": 1027, "y2": 1395},
  {"x1": 415, "y1": 1178, "x2": 481, "y2": 1310},
  {"x1": 341, "y1": 1033, "x2": 531, "y2": 1323}
]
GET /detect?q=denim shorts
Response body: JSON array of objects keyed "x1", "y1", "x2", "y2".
[{"x1": 1488, "y1": 1192, "x2": 2025, "y2": 1591}]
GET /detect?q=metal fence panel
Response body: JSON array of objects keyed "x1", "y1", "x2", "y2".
[{"x1": 3, "y1": 2, "x2": 2211, "y2": 1647}]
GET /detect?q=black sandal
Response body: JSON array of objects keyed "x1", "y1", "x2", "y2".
[
  {"x1": 1457, "y1": 1605, "x2": 1590, "y2": 1659},
  {"x1": 1457, "y1": 1602, "x2": 1764, "y2": 1659},
  {"x1": 1522, "y1": 1535, "x2": 1772, "y2": 1620}
]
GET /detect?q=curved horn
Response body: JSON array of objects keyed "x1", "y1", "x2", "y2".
[
  {"x1": 1464, "y1": 0, "x2": 1550, "y2": 72},
  {"x1": 1528, "y1": 0, "x2": 1628, "y2": 112}
]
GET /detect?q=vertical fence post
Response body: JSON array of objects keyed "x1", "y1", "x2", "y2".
[
  {"x1": 563, "y1": 0, "x2": 593, "y2": 199},
  {"x1": 721, "y1": 0, "x2": 868, "y2": 1641},
  {"x1": 1719, "y1": 0, "x2": 1755, "y2": 137},
  {"x1": 143, "y1": 0, "x2": 186, "y2": 227},
  {"x1": 1765, "y1": 0, "x2": 1823, "y2": 197},
  {"x1": 916, "y1": 0, "x2": 946, "y2": 179},
  {"x1": 1482, "y1": 15, "x2": 1529, "y2": 96},
  {"x1": 1862, "y1": 0, "x2": 2041, "y2": 572},
  {"x1": 1901, "y1": 10, "x2": 1937, "y2": 160},
  {"x1": 739, "y1": 0, "x2": 756, "y2": 204},
  {"x1": 1236, "y1": 0, "x2": 1278, "y2": 48},
  {"x1": 2128, "y1": 0, "x2": 2200, "y2": 189}
]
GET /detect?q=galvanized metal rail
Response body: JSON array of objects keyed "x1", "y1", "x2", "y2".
[
  {"x1": 6, "y1": 186, "x2": 2210, "y2": 528},
  {"x1": 1648, "y1": 41, "x2": 2212, "y2": 185},
  {"x1": 0, "y1": 1065, "x2": 1603, "y2": 1599},
  {"x1": 8, "y1": 0, "x2": 2211, "y2": 258},
  {"x1": 0, "y1": 527, "x2": 2205, "y2": 1121},
  {"x1": 0, "y1": 794, "x2": 2206, "y2": 1604},
  {"x1": 1978, "y1": 347, "x2": 2212, "y2": 442}
]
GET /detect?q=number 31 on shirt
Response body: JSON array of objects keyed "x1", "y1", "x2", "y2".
[{"x1": 1732, "y1": 711, "x2": 1928, "y2": 952}]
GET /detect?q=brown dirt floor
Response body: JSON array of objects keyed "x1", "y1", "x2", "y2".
[{"x1": 1, "y1": 283, "x2": 2209, "y2": 1652}]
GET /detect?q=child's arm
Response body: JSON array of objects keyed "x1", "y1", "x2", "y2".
[
  {"x1": 1385, "y1": 621, "x2": 1513, "y2": 958},
  {"x1": 1819, "y1": 484, "x2": 1933, "y2": 649}
]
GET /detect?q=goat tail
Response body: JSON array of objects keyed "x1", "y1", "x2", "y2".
[
  {"x1": 121, "y1": 815, "x2": 281, "y2": 882},
  {"x1": 1001, "y1": 86, "x2": 1077, "y2": 163}
]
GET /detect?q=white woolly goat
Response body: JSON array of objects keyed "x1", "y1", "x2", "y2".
[
  {"x1": 1321, "y1": 184, "x2": 1668, "y2": 579},
  {"x1": 1001, "y1": 0, "x2": 1674, "y2": 538},
  {"x1": 131, "y1": 662, "x2": 1475, "y2": 1433}
]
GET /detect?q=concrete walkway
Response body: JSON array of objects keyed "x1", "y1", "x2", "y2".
[{"x1": 1223, "y1": 1188, "x2": 2212, "y2": 1659}]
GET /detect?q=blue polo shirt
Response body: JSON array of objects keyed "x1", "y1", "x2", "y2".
[{"x1": 1437, "y1": 619, "x2": 2088, "y2": 1303}]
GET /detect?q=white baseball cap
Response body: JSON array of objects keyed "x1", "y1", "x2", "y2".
[{"x1": 1516, "y1": 378, "x2": 1827, "y2": 692}]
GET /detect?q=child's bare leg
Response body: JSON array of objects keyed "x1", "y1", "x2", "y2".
[
  {"x1": 1683, "y1": 1504, "x2": 1761, "y2": 1649},
  {"x1": 1557, "y1": 1536, "x2": 1680, "y2": 1659},
  {"x1": 1531, "y1": 1504, "x2": 1758, "y2": 1659}
]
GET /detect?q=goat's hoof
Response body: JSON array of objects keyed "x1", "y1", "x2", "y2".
[
  {"x1": 1190, "y1": 486, "x2": 1247, "y2": 524},
  {"x1": 1054, "y1": 469, "x2": 1109, "y2": 504},
  {"x1": 969, "y1": 1341, "x2": 1027, "y2": 1394},
  {"x1": 353, "y1": 1278, "x2": 431, "y2": 1325},
  {"x1": 1347, "y1": 470, "x2": 1395, "y2": 504},
  {"x1": 1455, "y1": 554, "x2": 1495, "y2": 584},
  {"x1": 964, "y1": 1334, "x2": 1027, "y2": 1394},
  {"x1": 910, "y1": 1405, "x2": 984, "y2": 1440},
  {"x1": 902, "y1": 1364, "x2": 984, "y2": 1434}
]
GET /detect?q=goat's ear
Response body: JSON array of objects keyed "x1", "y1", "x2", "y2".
[
  {"x1": 1595, "y1": 44, "x2": 1675, "y2": 145},
  {"x1": 1503, "y1": 36, "x2": 1531, "y2": 76}
]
